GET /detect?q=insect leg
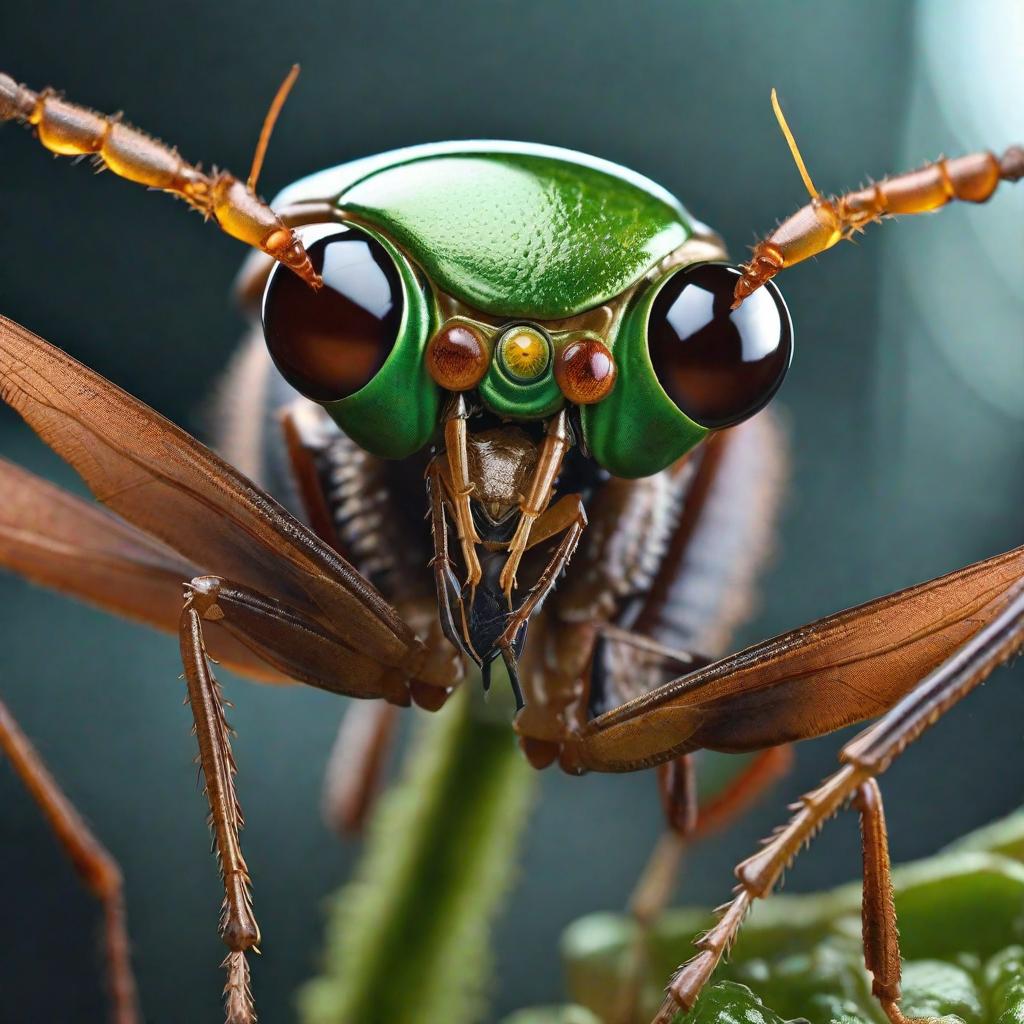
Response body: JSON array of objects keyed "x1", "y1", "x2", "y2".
[
  {"x1": 426, "y1": 456, "x2": 473, "y2": 659},
  {"x1": 0, "y1": 72, "x2": 320, "y2": 287},
  {"x1": 441, "y1": 396, "x2": 483, "y2": 593},
  {"x1": 609, "y1": 754, "x2": 699, "y2": 1024},
  {"x1": 632, "y1": 746, "x2": 795, "y2": 935},
  {"x1": 688, "y1": 744, "x2": 793, "y2": 840},
  {"x1": 616, "y1": 746, "x2": 791, "y2": 1024},
  {"x1": 175, "y1": 569, "x2": 461, "y2": 1021},
  {"x1": 653, "y1": 579, "x2": 1024, "y2": 1023},
  {"x1": 0, "y1": 698, "x2": 139, "y2": 1024},
  {"x1": 635, "y1": 768, "x2": 694, "y2": 920},
  {"x1": 320, "y1": 701, "x2": 400, "y2": 835},
  {"x1": 179, "y1": 595, "x2": 258, "y2": 1024},
  {"x1": 854, "y1": 778, "x2": 907, "y2": 1024},
  {"x1": 496, "y1": 492, "x2": 587, "y2": 665},
  {"x1": 500, "y1": 409, "x2": 573, "y2": 600}
]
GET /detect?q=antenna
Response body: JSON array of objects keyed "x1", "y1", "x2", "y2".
[
  {"x1": 771, "y1": 87, "x2": 819, "y2": 200},
  {"x1": 248, "y1": 64, "x2": 301, "y2": 192}
]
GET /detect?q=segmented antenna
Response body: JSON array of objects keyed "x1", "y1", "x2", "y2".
[{"x1": 0, "y1": 67, "x2": 321, "y2": 288}]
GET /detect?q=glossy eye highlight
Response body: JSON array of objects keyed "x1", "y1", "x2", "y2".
[
  {"x1": 261, "y1": 224, "x2": 404, "y2": 402},
  {"x1": 647, "y1": 262, "x2": 792, "y2": 428},
  {"x1": 555, "y1": 337, "x2": 616, "y2": 404}
]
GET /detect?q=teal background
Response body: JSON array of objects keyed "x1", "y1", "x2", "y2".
[{"x1": 0, "y1": 2, "x2": 1021, "y2": 1022}]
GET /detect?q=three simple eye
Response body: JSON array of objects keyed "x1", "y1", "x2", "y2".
[
  {"x1": 261, "y1": 224, "x2": 404, "y2": 403},
  {"x1": 646, "y1": 262, "x2": 792, "y2": 429}
]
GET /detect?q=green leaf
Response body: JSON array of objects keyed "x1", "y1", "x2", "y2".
[
  {"x1": 561, "y1": 808, "x2": 1024, "y2": 1024},
  {"x1": 686, "y1": 981, "x2": 787, "y2": 1024},
  {"x1": 986, "y1": 947, "x2": 1024, "y2": 1024},
  {"x1": 900, "y1": 960, "x2": 981, "y2": 1023}
]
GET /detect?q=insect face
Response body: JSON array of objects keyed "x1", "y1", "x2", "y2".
[
  {"x1": 257, "y1": 148, "x2": 798, "y2": 695},
  {"x1": 260, "y1": 231, "x2": 795, "y2": 695}
]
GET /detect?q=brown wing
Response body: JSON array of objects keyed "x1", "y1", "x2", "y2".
[
  {"x1": 0, "y1": 316, "x2": 442, "y2": 684},
  {"x1": 571, "y1": 544, "x2": 1024, "y2": 772},
  {"x1": 0, "y1": 457, "x2": 284, "y2": 682}
]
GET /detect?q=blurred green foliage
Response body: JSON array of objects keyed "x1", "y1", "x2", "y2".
[{"x1": 299, "y1": 686, "x2": 536, "y2": 1024}]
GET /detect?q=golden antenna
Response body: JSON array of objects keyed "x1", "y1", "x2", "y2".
[
  {"x1": 771, "y1": 87, "x2": 819, "y2": 199},
  {"x1": 248, "y1": 64, "x2": 301, "y2": 192}
]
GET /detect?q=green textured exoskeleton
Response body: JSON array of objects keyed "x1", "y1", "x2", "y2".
[{"x1": 257, "y1": 141, "x2": 793, "y2": 477}]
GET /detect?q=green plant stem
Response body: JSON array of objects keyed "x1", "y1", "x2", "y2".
[{"x1": 299, "y1": 686, "x2": 537, "y2": 1024}]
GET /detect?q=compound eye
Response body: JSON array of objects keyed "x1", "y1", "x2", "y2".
[
  {"x1": 646, "y1": 262, "x2": 792, "y2": 428},
  {"x1": 261, "y1": 224, "x2": 404, "y2": 403}
]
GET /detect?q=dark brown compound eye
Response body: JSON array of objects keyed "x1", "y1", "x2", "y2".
[
  {"x1": 646, "y1": 262, "x2": 793, "y2": 428},
  {"x1": 261, "y1": 224, "x2": 404, "y2": 402}
]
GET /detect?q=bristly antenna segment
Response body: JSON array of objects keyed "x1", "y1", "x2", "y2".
[
  {"x1": 0, "y1": 67, "x2": 322, "y2": 289},
  {"x1": 732, "y1": 90, "x2": 1023, "y2": 308}
]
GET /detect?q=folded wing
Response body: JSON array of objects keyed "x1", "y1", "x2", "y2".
[
  {"x1": 572, "y1": 544, "x2": 1024, "y2": 771},
  {"x1": 0, "y1": 316, "x2": 445, "y2": 685}
]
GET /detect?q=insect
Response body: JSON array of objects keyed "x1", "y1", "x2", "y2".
[{"x1": 0, "y1": 67, "x2": 1022, "y2": 1024}]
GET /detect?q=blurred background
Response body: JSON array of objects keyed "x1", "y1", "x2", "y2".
[{"x1": 0, "y1": 2, "x2": 1021, "y2": 1021}]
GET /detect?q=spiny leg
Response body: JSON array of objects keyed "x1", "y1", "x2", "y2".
[
  {"x1": 180, "y1": 593, "x2": 259, "y2": 1024},
  {"x1": 496, "y1": 493, "x2": 587, "y2": 707},
  {"x1": 854, "y1": 779, "x2": 908, "y2": 1024},
  {"x1": 173, "y1": 568, "x2": 446, "y2": 1019},
  {"x1": 654, "y1": 580, "x2": 1024, "y2": 1024},
  {"x1": 0, "y1": 698, "x2": 139, "y2": 1024},
  {"x1": 619, "y1": 745, "x2": 791, "y2": 1024},
  {"x1": 441, "y1": 395, "x2": 483, "y2": 593},
  {"x1": 426, "y1": 455, "x2": 473, "y2": 660},
  {"x1": 0, "y1": 316, "x2": 463, "y2": 1015}
]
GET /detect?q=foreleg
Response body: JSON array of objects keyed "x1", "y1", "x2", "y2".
[{"x1": 0, "y1": 699, "x2": 139, "y2": 1024}]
